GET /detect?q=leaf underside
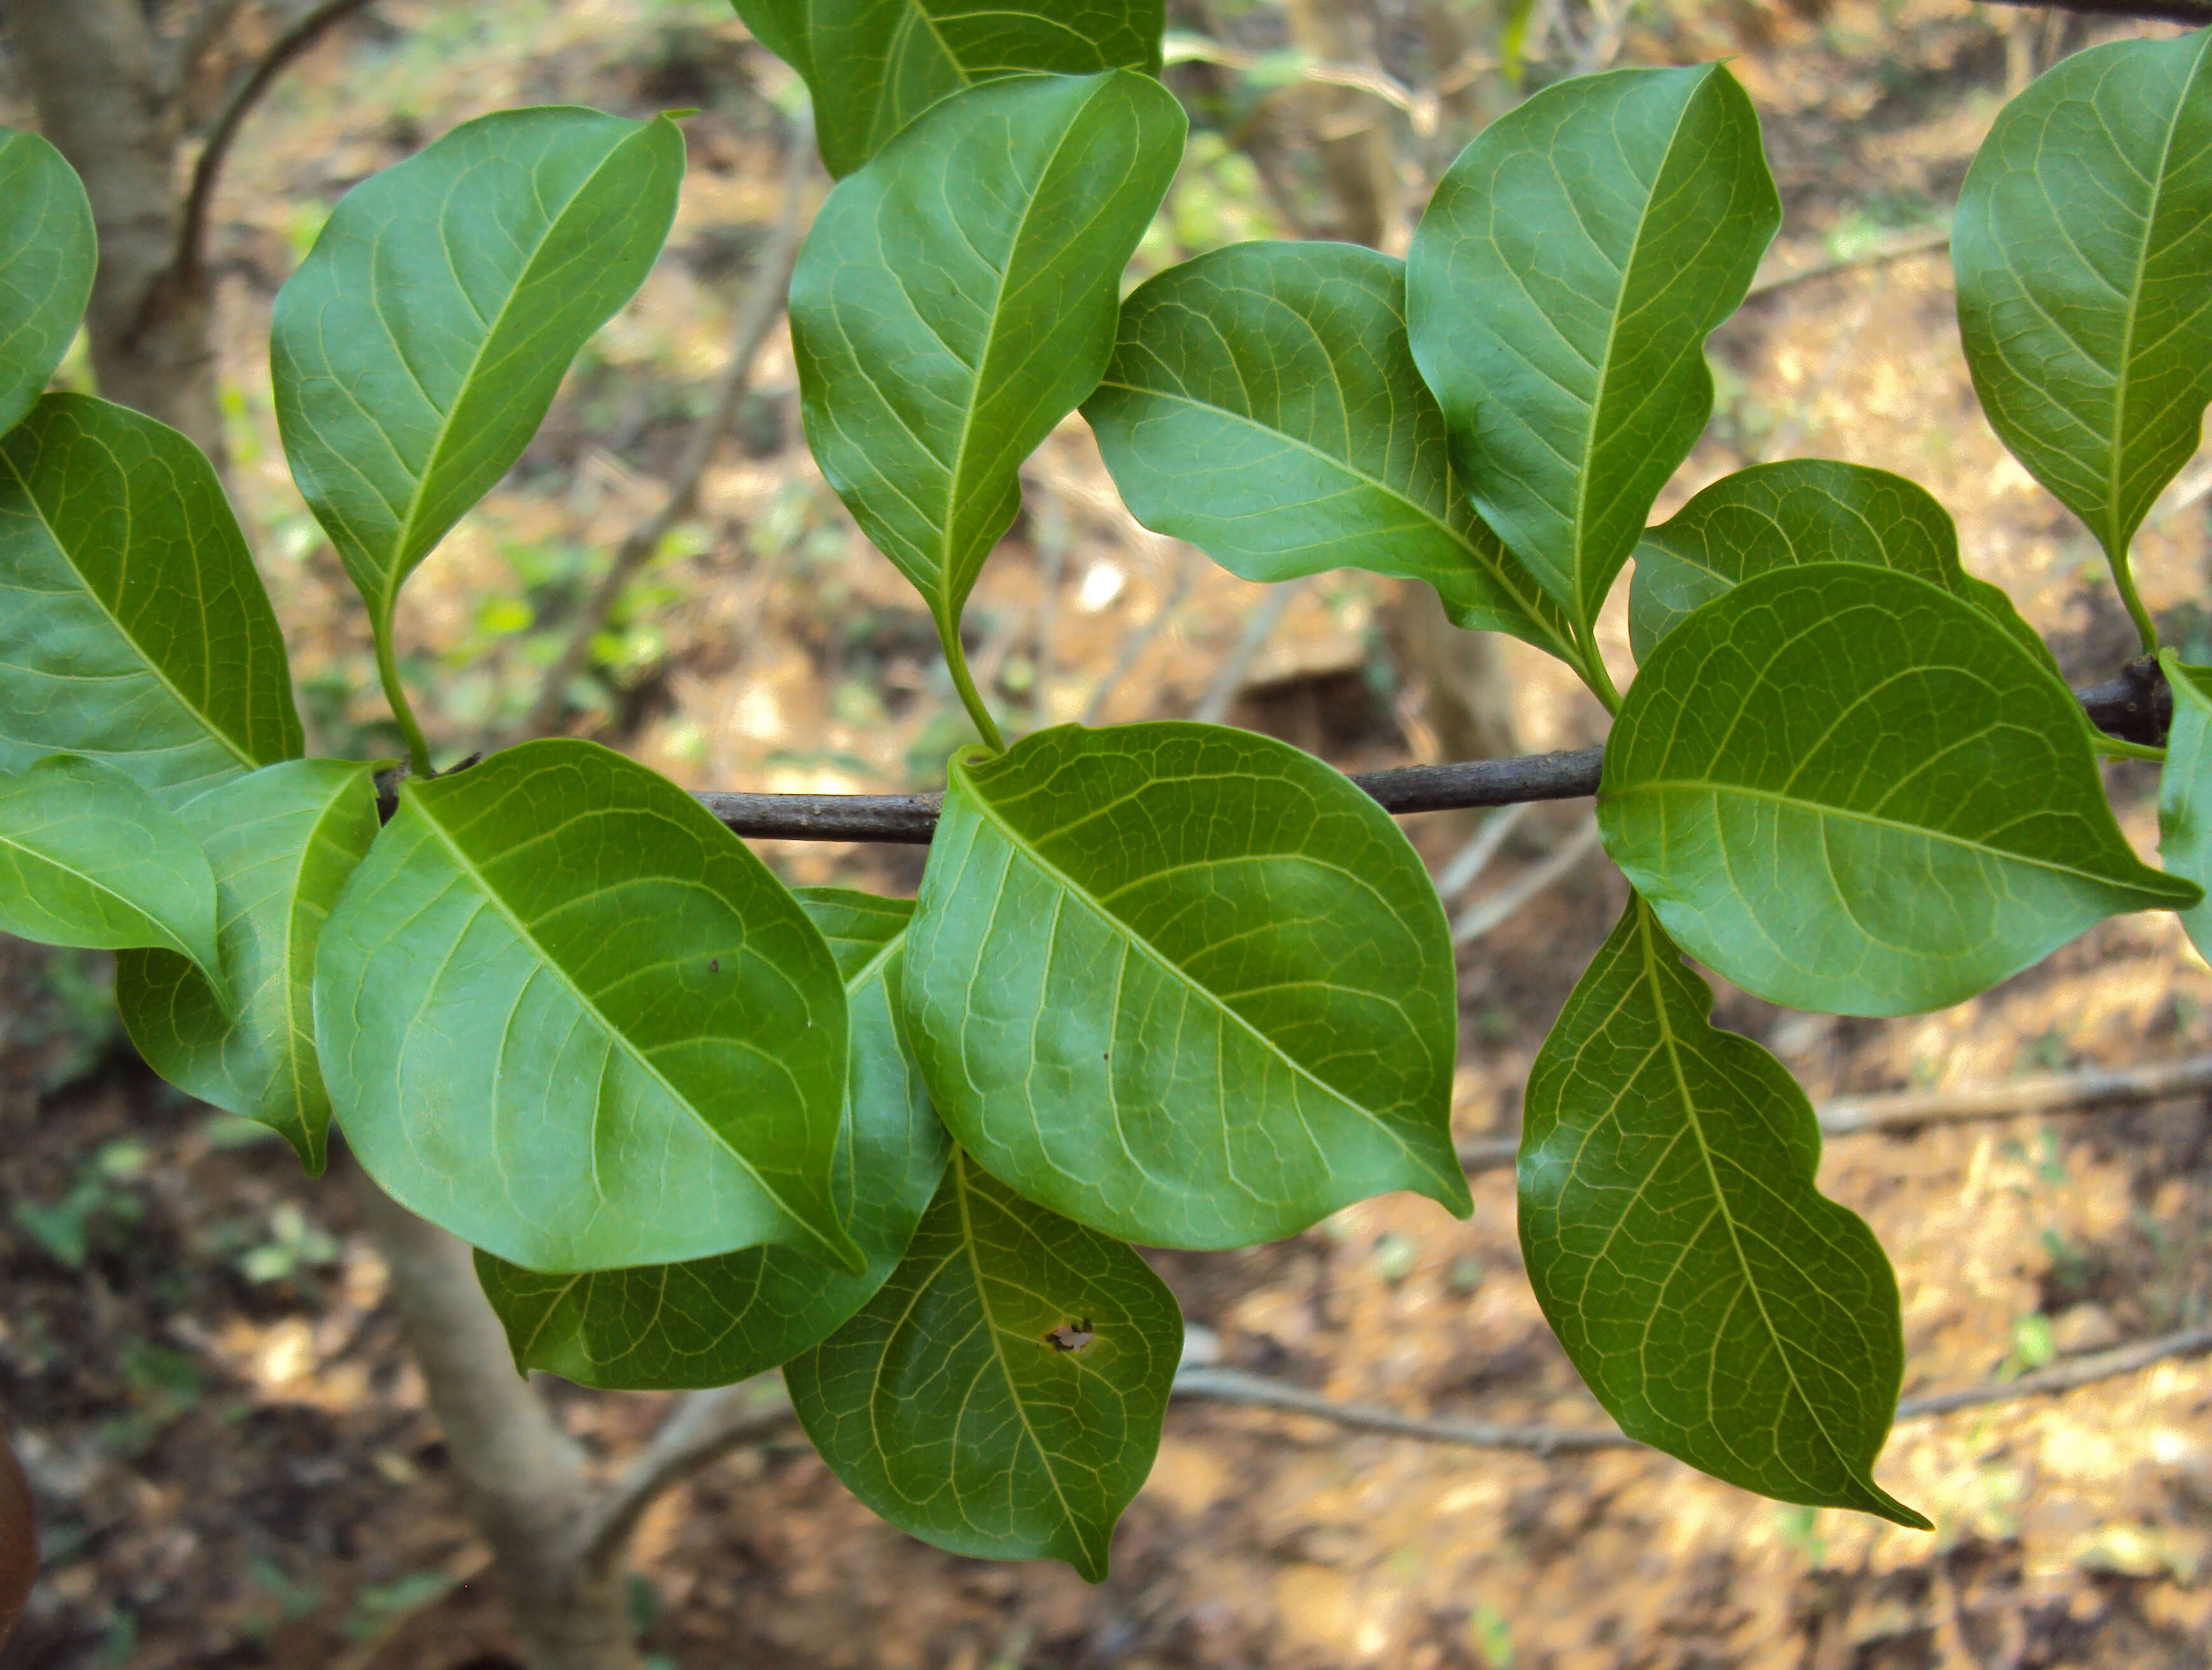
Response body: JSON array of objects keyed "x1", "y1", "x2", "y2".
[
  {"x1": 317, "y1": 738, "x2": 860, "y2": 1275},
  {"x1": 1084, "y1": 238, "x2": 1582, "y2": 671},
  {"x1": 1601, "y1": 562, "x2": 2194, "y2": 1016},
  {"x1": 1521, "y1": 897, "x2": 1926, "y2": 1526},
  {"x1": 475, "y1": 888, "x2": 951, "y2": 1390},
  {"x1": 905, "y1": 720, "x2": 1469, "y2": 1249},
  {"x1": 2158, "y1": 651, "x2": 2212, "y2": 966},
  {"x1": 786, "y1": 1150, "x2": 1181, "y2": 1580}
]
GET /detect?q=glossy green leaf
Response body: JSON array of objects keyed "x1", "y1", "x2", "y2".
[
  {"x1": 1084, "y1": 239, "x2": 1586, "y2": 674},
  {"x1": 1627, "y1": 459, "x2": 2056, "y2": 670},
  {"x1": 1521, "y1": 897, "x2": 1926, "y2": 1527},
  {"x1": 272, "y1": 107, "x2": 683, "y2": 632},
  {"x1": 0, "y1": 754, "x2": 221, "y2": 991},
  {"x1": 1601, "y1": 563, "x2": 2195, "y2": 1017},
  {"x1": 0, "y1": 394, "x2": 302, "y2": 804},
  {"x1": 1954, "y1": 31, "x2": 2212, "y2": 595},
  {"x1": 734, "y1": 0, "x2": 1166, "y2": 179},
  {"x1": 1407, "y1": 64, "x2": 1779, "y2": 630},
  {"x1": 905, "y1": 721, "x2": 1470, "y2": 1248},
  {"x1": 2157, "y1": 650, "x2": 2212, "y2": 965},
  {"x1": 789, "y1": 71, "x2": 1183, "y2": 650},
  {"x1": 316, "y1": 738, "x2": 862, "y2": 1275},
  {"x1": 0, "y1": 129, "x2": 95, "y2": 437},
  {"x1": 786, "y1": 1150, "x2": 1180, "y2": 1579},
  {"x1": 474, "y1": 888, "x2": 950, "y2": 1389},
  {"x1": 117, "y1": 761, "x2": 378, "y2": 1176}
]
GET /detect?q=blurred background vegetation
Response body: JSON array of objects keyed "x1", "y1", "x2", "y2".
[{"x1": 6, "y1": 0, "x2": 2212, "y2": 1666}]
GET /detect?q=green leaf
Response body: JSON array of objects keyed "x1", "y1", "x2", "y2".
[
  {"x1": 1953, "y1": 31, "x2": 2212, "y2": 599},
  {"x1": 0, "y1": 754, "x2": 222, "y2": 991},
  {"x1": 786, "y1": 1150, "x2": 1179, "y2": 1579},
  {"x1": 1601, "y1": 563, "x2": 2195, "y2": 1016},
  {"x1": 733, "y1": 0, "x2": 1166, "y2": 179},
  {"x1": 789, "y1": 71, "x2": 1183, "y2": 650},
  {"x1": 116, "y1": 761, "x2": 379, "y2": 1176},
  {"x1": 0, "y1": 129, "x2": 95, "y2": 437},
  {"x1": 1627, "y1": 458, "x2": 2058, "y2": 671},
  {"x1": 2157, "y1": 649, "x2": 2212, "y2": 965},
  {"x1": 474, "y1": 888, "x2": 950, "y2": 1389},
  {"x1": 315, "y1": 738, "x2": 862, "y2": 1275},
  {"x1": 1407, "y1": 64, "x2": 1779, "y2": 630},
  {"x1": 0, "y1": 394, "x2": 302, "y2": 804},
  {"x1": 272, "y1": 107, "x2": 683, "y2": 632},
  {"x1": 1084, "y1": 239, "x2": 1586, "y2": 673},
  {"x1": 1521, "y1": 897, "x2": 1926, "y2": 1527},
  {"x1": 905, "y1": 721, "x2": 1470, "y2": 1247}
]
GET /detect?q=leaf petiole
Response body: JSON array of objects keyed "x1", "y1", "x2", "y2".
[
  {"x1": 371, "y1": 608, "x2": 435, "y2": 779},
  {"x1": 940, "y1": 619, "x2": 1007, "y2": 754},
  {"x1": 2093, "y1": 731, "x2": 2164, "y2": 763}
]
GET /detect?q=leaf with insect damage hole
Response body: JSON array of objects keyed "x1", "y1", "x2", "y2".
[{"x1": 786, "y1": 1149, "x2": 1180, "y2": 1580}]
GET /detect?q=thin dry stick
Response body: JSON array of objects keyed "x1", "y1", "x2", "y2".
[
  {"x1": 1450, "y1": 815, "x2": 1602, "y2": 945},
  {"x1": 1432, "y1": 802, "x2": 1533, "y2": 899},
  {"x1": 572, "y1": 1376, "x2": 794, "y2": 1573},
  {"x1": 173, "y1": 0, "x2": 381, "y2": 286},
  {"x1": 1457, "y1": 1050, "x2": 2212, "y2": 1172},
  {"x1": 1972, "y1": 0, "x2": 2211, "y2": 22},
  {"x1": 1744, "y1": 224, "x2": 1951, "y2": 301},
  {"x1": 1191, "y1": 579, "x2": 1308, "y2": 725},
  {"x1": 515, "y1": 127, "x2": 814, "y2": 743},
  {"x1": 1171, "y1": 1322, "x2": 2212, "y2": 1455}
]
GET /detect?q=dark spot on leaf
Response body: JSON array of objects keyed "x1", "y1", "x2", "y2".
[{"x1": 709, "y1": 958, "x2": 719, "y2": 973}]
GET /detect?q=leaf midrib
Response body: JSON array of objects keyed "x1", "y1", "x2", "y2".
[
  {"x1": 406, "y1": 793, "x2": 851, "y2": 1270},
  {"x1": 955, "y1": 761, "x2": 1438, "y2": 1178},
  {"x1": 0, "y1": 824, "x2": 192, "y2": 959},
  {"x1": 1609, "y1": 776, "x2": 2182, "y2": 897},
  {"x1": 379, "y1": 125, "x2": 643, "y2": 608}
]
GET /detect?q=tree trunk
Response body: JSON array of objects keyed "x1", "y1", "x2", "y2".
[
  {"x1": 9, "y1": 0, "x2": 228, "y2": 466},
  {"x1": 354, "y1": 1176, "x2": 646, "y2": 1670}
]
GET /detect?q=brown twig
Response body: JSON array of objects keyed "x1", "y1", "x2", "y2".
[
  {"x1": 1457, "y1": 1051, "x2": 2212, "y2": 1173},
  {"x1": 1745, "y1": 225, "x2": 1952, "y2": 301},
  {"x1": 571, "y1": 1377, "x2": 795, "y2": 1575},
  {"x1": 515, "y1": 124, "x2": 816, "y2": 743},
  {"x1": 693, "y1": 667, "x2": 2166, "y2": 843},
  {"x1": 174, "y1": 0, "x2": 381, "y2": 287},
  {"x1": 1972, "y1": 0, "x2": 2211, "y2": 24}
]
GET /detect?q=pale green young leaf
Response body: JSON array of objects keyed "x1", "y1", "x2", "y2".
[
  {"x1": 0, "y1": 754, "x2": 222, "y2": 993},
  {"x1": 905, "y1": 721, "x2": 1470, "y2": 1248},
  {"x1": 0, "y1": 129, "x2": 95, "y2": 437},
  {"x1": 272, "y1": 107, "x2": 683, "y2": 632},
  {"x1": 732, "y1": 0, "x2": 1166, "y2": 179},
  {"x1": 786, "y1": 1150, "x2": 1180, "y2": 1580},
  {"x1": 1084, "y1": 240, "x2": 1587, "y2": 675},
  {"x1": 1522, "y1": 897, "x2": 1926, "y2": 1527},
  {"x1": 1601, "y1": 563, "x2": 2195, "y2": 1017},
  {"x1": 1407, "y1": 64, "x2": 1779, "y2": 630},
  {"x1": 1954, "y1": 32, "x2": 2212, "y2": 595},
  {"x1": 0, "y1": 394, "x2": 302, "y2": 805},
  {"x1": 789, "y1": 72, "x2": 1183, "y2": 644},
  {"x1": 117, "y1": 761, "x2": 379, "y2": 1177},
  {"x1": 315, "y1": 739, "x2": 861, "y2": 1275},
  {"x1": 474, "y1": 888, "x2": 950, "y2": 1389},
  {"x1": 2157, "y1": 650, "x2": 2212, "y2": 965},
  {"x1": 1627, "y1": 458, "x2": 2056, "y2": 672}
]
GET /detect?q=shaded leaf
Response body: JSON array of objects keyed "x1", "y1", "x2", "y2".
[
  {"x1": 118, "y1": 761, "x2": 379, "y2": 1176},
  {"x1": 475, "y1": 888, "x2": 950, "y2": 1388},
  {"x1": 1627, "y1": 458, "x2": 2056, "y2": 670},
  {"x1": 273, "y1": 107, "x2": 683, "y2": 633},
  {"x1": 1954, "y1": 32, "x2": 2212, "y2": 590},
  {"x1": 790, "y1": 72, "x2": 1182, "y2": 648},
  {"x1": 1522, "y1": 897, "x2": 1925, "y2": 1526},
  {"x1": 905, "y1": 721, "x2": 1470, "y2": 1248},
  {"x1": 0, "y1": 394, "x2": 301, "y2": 804},
  {"x1": 1407, "y1": 64, "x2": 1779, "y2": 630},
  {"x1": 0, "y1": 129, "x2": 95, "y2": 437},
  {"x1": 786, "y1": 1150, "x2": 1180, "y2": 1580},
  {"x1": 2158, "y1": 650, "x2": 2212, "y2": 965},
  {"x1": 1084, "y1": 239, "x2": 1585, "y2": 673},
  {"x1": 316, "y1": 738, "x2": 861, "y2": 1274},
  {"x1": 0, "y1": 754, "x2": 222, "y2": 992},
  {"x1": 734, "y1": 0, "x2": 1166, "y2": 179},
  {"x1": 1601, "y1": 562, "x2": 2195, "y2": 1016}
]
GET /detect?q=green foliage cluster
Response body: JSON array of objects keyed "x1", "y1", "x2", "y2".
[{"x1": 3, "y1": 0, "x2": 2210, "y2": 1577}]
